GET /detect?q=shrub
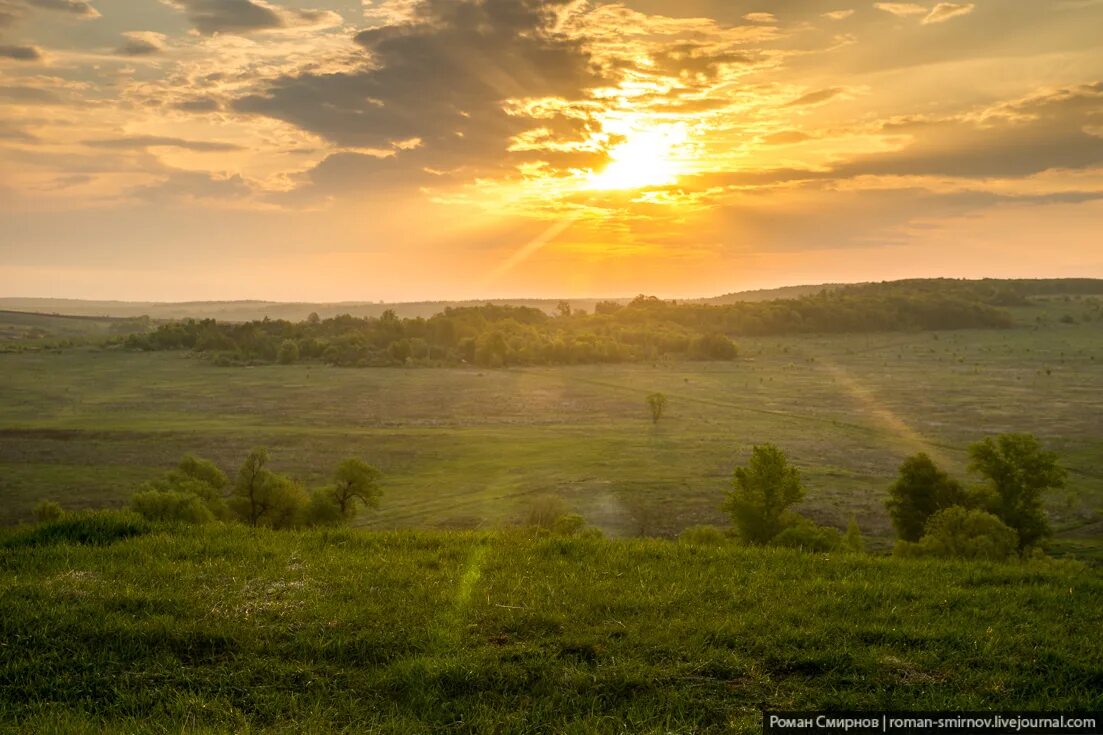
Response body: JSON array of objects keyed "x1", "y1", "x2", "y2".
[
  {"x1": 552, "y1": 513, "x2": 586, "y2": 536},
  {"x1": 3, "y1": 511, "x2": 150, "y2": 548},
  {"x1": 896, "y1": 506, "x2": 1019, "y2": 562},
  {"x1": 33, "y1": 499, "x2": 64, "y2": 523},
  {"x1": 130, "y1": 490, "x2": 215, "y2": 524},
  {"x1": 678, "y1": 525, "x2": 728, "y2": 546},
  {"x1": 526, "y1": 495, "x2": 570, "y2": 530},
  {"x1": 303, "y1": 488, "x2": 345, "y2": 527},
  {"x1": 842, "y1": 516, "x2": 866, "y2": 553},
  {"x1": 771, "y1": 518, "x2": 841, "y2": 552}
]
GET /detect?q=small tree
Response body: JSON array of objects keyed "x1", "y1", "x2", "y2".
[
  {"x1": 969, "y1": 433, "x2": 1066, "y2": 551},
  {"x1": 723, "y1": 444, "x2": 804, "y2": 544},
  {"x1": 886, "y1": 453, "x2": 973, "y2": 542},
  {"x1": 842, "y1": 515, "x2": 866, "y2": 553},
  {"x1": 329, "y1": 458, "x2": 383, "y2": 518},
  {"x1": 646, "y1": 392, "x2": 667, "y2": 424},
  {"x1": 228, "y1": 447, "x2": 306, "y2": 528}
]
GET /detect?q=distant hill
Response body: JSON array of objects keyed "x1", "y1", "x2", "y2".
[
  {"x1": 2, "y1": 278, "x2": 1101, "y2": 322},
  {"x1": 0, "y1": 298, "x2": 627, "y2": 323},
  {"x1": 695, "y1": 283, "x2": 847, "y2": 304}
]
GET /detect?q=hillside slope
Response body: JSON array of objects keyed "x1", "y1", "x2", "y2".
[{"x1": 1, "y1": 523, "x2": 1099, "y2": 733}]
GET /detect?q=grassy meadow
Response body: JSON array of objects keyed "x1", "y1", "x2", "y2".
[
  {"x1": 1, "y1": 302, "x2": 1100, "y2": 558},
  {"x1": 1, "y1": 522, "x2": 1100, "y2": 733}
]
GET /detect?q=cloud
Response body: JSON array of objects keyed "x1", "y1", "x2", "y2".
[
  {"x1": 760, "y1": 130, "x2": 814, "y2": 145},
  {"x1": 129, "y1": 170, "x2": 252, "y2": 203},
  {"x1": 172, "y1": 97, "x2": 221, "y2": 112},
  {"x1": 0, "y1": 84, "x2": 62, "y2": 104},
  {"x1": 743, "y1": 12, "x2": 776, "y2": 24},
  {"x1": 874, "y1": 2, "x2": 928, "y2": 17},
  {"x1": 0, "y1": 120, "x2": 38, "y2": 141},
  {"x1": 24, "y1": 0, "x2": 99, "y2": 17},
  {"x1": 783, "y1": 87, "x2": 846, "y2": 107},
  {"x1": 823, "y1": 9, "x2": 855, "y2": 20},
  {"x1": 0, "y1": 43, "x2": 40, "y2": 60},
  {"x1": 235, "y1": 0, "x2": 602, "y2": 175},
  {"x1": 83, "y1": 135, "x2": 243, "y2": 152},
  {"x1": 167, "y1": 0, "x2": 340, "y2": 35},
  {"x1": 115, "y1": 31, "x2": 165, "y2": 57},
  {"x1": 922, "y1": 2, "x2": 975, "y2": 24}
]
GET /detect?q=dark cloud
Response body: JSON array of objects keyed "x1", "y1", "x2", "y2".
[
  {"x1": 83, "y1": 135, "x2": 243, "y2": 152},
  {"x1": 836, "y1": 83, "x2": 1103, "y2": 178},
  {"x1": 0, "y1": 120, "x2": 38, "y2": 141},
  {"x1": 169, "y1": 0, "x2": 283, "y2": 35},
  {"x1": 647, "y1": 42, "x2": 754, "y2": 82},
  {"x1": 689, "y1": 83, "x2": 1103, "y2": 187},
  {"x1": 0, "y1": 85, "x2": 62, "y2": 104},
  {"x1": 24, "y1": 0, "x2": 98, "y2": 17},
  {"x1": 760, "y1": 130, "x2": 814, "y2": 145},
  {"x1": 234, "y1": 0, "x2": 603, "y2": 182},
  {"x1": 173, "y1": 97, "x2": 221, "y2": 113},
  {"x1": 0, "y1": 43, "x2": 40, "y2": 60},
  {"x1": 129, "y1": 170, "x2": 251, "y2": 203},
  {"x1": 115, "y1": 35, "x2": 161, "y2": 57},
  {"x1": 167, "y1": 0, "x2": 337, "y2": 35},
  {"x1": 783, "y1": 87, "x2": 845, "y2": 107}
]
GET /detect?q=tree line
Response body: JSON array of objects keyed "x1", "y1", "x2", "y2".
[{"x1": 121, "y1": 286, "x2": 1016, "y2": 368}]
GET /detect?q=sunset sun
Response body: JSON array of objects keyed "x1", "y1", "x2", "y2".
[{"x1": 585, "y1": 126, "x2": 688, "y2": 191}]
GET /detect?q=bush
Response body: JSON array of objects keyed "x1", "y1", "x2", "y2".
[
  {"x1": 842, "y1": 516, "x2": 866, "y2": 553},
  {"x1": 3, "y1": 511, "x2": 150, "y2": 548},
  {"x1": 678, "y1": 525, "x2": 728, "y2": 546},
  {"x1": 303, "y1": 488, "x2": 345, "y2": 527},
  {"x1": 771, "y1": 518, "x2": 841, "y2": 552},
  {"x1": 130, "y1": 490, "x2": 215, "y2": 524},
  {"x1": 33, "y1": 499, "x2": 63, "y2": 523},
  {"x1": 552, "y1": 513, "x2": 586, "y2": 536},
  {"x1": 526, "y1": 495, "x2": 570, "y2": 530},
  {"x1": 895, "y1": 506, "x2": 1019, "y2": 562}
]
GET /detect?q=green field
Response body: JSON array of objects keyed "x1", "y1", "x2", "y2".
[
  {"x1": 2, "y1": 316, "x2": 1100, "y2": 558},
  {"x1": 1, "y1": 522, "x2": 1100, "y2": 733}
]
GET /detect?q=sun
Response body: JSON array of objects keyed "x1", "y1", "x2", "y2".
[{"x1": 585, "y1": 125, "x2": 688, "y2": 191}]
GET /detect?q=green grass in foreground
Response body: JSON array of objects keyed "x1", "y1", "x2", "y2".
[{"x1": 1, "y1": 520, "x2": 1100, "y2": 733}]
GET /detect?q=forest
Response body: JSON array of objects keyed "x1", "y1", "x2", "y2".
[{"x1": 119, "y1": 279, "x2": 1063, "y2": 368}]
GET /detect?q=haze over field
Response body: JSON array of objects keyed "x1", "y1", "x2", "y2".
[{"x1": 2, "y1": 0, "x2": 1103, "y2": 302}]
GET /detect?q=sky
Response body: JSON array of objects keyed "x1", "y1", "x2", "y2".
[{"x1": 1, "y1": 0, "x2": 1102, "y2": 302}]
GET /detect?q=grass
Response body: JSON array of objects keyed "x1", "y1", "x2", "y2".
[
  {"x1": 0, "y1": 521, "x2": 1100, "y2": 733},
  {"x1": 1, "y1": 318, "x2": 1101, "y2": 559}
]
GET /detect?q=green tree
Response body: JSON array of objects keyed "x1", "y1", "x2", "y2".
[
  {"x1": 277, "y1": 339, "x2": 300, "y2": 364},
  {"x1": 646, "y1": 392, "x2": 667, "y2": 424},
  {"x1": 330, "y1": 458, "x2": 383, "y2": 518},
  {"x1": 969, "y1": 433, "x2": 1066, "y2": 550},
  {"x1": 723, "y1": 444, "x2": 804, "y2": 544},
  {"x1": 228, "y1": 447, "x2": 306, "y2": 528},
  {"x1": 886, "y1": 453, "x2": 973, "y2": 542}
]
